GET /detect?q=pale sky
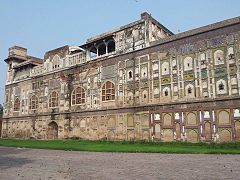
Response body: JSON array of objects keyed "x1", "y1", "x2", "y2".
[{"x1": 0, "y1": 0, "x2": 239, "y2": 104}]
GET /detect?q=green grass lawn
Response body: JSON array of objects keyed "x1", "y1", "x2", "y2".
[{"x1": 0, "y1": 139, "x2": 240, "y2": 154}]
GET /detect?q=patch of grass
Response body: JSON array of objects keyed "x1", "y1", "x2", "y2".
[{"x1": 0, "y1": 139, "x2": 240, "y2": 154}]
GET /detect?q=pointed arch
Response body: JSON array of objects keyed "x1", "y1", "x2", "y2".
[
  {"x1": 49, "y1": 91, "x2": 59, "y2": 108},
  {"x1": 214, "y1": 50, "x2": 224, "y2": 65},
  {"x1": 72, "y1": 87, "x2": 85, "y2": 105},
  {"x1": 47, "y1": 121, "x2": 58, "y2": 139},
  {"x1": 52, "y1": 55, "x2": 61, "y2": 69},
  {"x1": 183, "y1": 56, "x2": 193, "y2": 71},
  {"x1": 102, "y1": 81, "x2": 115, "y2": 101},
  {"x1": 30, "y1": 95, "x2": 38, "y2": 110}
]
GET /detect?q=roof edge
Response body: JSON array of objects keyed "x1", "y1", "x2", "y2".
[{"x1": 151, "y1": 16, "x2": 240, "y2": 47}]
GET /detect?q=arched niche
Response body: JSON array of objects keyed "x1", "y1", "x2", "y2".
[
  {"x1": 218, "y1": 110, "x2": 230, "y2": 125},
  {"x1": 163, "y1": 113, "x2": 172, "y2": 126},
  {"x1": 219, "y1": 129, "x2": 232, "y2": 142},
  {"x1": 183, "y1": 56, "x2": 193, "y2": 71},
  {"x1": 214, "y1": 50, "x2": 224, "y2": 65},
  {"x1": 186, "y1": 112, "x2": 197, "y2": 125}
]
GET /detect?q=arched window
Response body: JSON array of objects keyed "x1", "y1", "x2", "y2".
[
  {"x1": 14, "y1": 98, "x2": 20, "y2": 111},
  {"x1": 102, "y1": 81, "x2": 115, "y2": 101},
  {"x1": 52, "y1": 55, "x2": 61, "y2": 69},
  {"x1": 30, "y1": 95, "x2": 38, "y2": 109},
  {"x1": 98, "y1": 43, "x2": 106, "y2": 56},
  {"x1": 49, "y1": 91, "x2": 58, "y2": 107},
  {"x1": 72, "y1": 87, "x2": 85, "y2": 105}
]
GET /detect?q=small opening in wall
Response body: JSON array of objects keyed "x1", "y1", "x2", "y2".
[
  {"x1": 188, "y1": 87, "x2": 192, "y2": 94},
  {"x1": 164, "y1": 68, "x2": 167, "y2": 72},
  {"x1": 129, "y1": 71, "x2": 132, "y2": 79},
  {"x1": 143, "y1": 94, "x2": 147, "y2": 99},
  {"x1": 219, "y1": 83, "x2": 224, "y2": 90},
  {"x1": 187, "y1": 63, "x2": 190, "y2": 67},
  {"x1": 164, "y1": 90, "x2": 168, "y2": 96},
  {"x1": 229, "y1": 54, "x2": 234, "y2": 59}
]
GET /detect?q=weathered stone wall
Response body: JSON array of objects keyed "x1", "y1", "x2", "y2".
[
  {"x1": 2, "y1": 18, "x2": 240, "y2": 142},
  {"x1": 2, "y1": 100, "x2": 240, "y2": 142}
]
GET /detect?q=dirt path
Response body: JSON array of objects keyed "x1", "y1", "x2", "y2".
[{"x1": 0, "y1": 147, "x2": 239, "y2": 180}]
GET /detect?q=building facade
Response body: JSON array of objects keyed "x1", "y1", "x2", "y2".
[{"x1": 2, "y1": 13, "x2": 240, "y2": 142}]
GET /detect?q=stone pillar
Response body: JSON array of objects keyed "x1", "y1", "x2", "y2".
[
  {"x1": 230, "y1": 108, "x2": 235, "y2": 141},
  {"x1": 86, "y1": 49, "x2": 91, "y2": 61}
]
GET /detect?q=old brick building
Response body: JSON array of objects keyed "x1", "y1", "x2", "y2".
[{"x1": 2, "y1": 13, "x2": 240, "y2": 142}]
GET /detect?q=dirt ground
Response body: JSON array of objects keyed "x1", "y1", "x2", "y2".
[{"x1": 0, "y1": 147, "x2": 239, "y2": 180}]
